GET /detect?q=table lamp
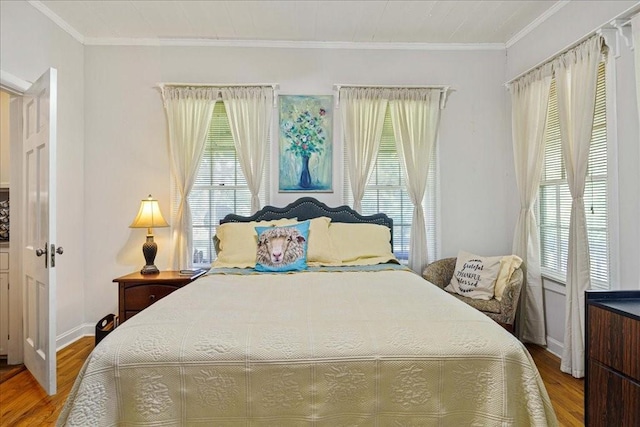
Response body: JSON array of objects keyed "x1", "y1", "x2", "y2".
[{"x1": 129, "y1": 195, "x2": 169, "y2": 274}]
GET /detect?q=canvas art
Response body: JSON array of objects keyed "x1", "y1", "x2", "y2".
[{"x1": 279, "y1": 95, "x2": 333, "y2": 192}]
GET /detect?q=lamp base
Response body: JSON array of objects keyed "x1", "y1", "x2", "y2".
[
  {"x1": 141, "y1": 234, "x2": 160, "y2": 275},
  {"x1": 140, "y1": 264, "x2": 160, "y2": 275}
]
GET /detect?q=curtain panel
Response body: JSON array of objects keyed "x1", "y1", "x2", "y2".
[
  {"x1": 161, "y1": 86, "x2": 218, "y2": 269},
  {"x1": 508, "y1": 64, "x2": 553, "y2": 346},
  {"x1": 388, "y1": 88, "x2": 443, "y2": 274},
  {"x1": 340, "y1": 88, "x2": 389, "y2": 213},
  {"x1": 221, "y1": 87, "x2": 274, "y2": 213},
  {"x1": 555, "y1": 35, "x2": 603, "y2": 379}
]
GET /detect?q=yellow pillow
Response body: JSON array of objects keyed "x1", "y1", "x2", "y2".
[
  {"x1": 494, "y1": 255, "x2": 523, "y2": 301},
  {"x1": 306, "y1": 217, "x2": 341, "y2": 266},
  {"x1": 328, "y1": 222, "x2": 397, "y2": 265},
  {"x1": 213, "y1": 218, "x2": 297, "y2": 268},
  {"x1": 342, "y1": 256, "x2": 399, "y2": 266}
]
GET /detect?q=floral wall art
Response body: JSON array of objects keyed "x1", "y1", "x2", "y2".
[{"x1": 278, "y1": 95, "x2": 333, "y2": 192}]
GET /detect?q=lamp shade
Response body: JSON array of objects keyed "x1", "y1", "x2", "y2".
[{"x1": 129, "y1": 195, "x2": 169, "y2": 229}]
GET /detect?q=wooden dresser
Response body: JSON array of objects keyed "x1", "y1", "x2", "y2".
[
  {"x1": 114, "y1": 270, "x2": 207, "y2": 323},
  {"x1": 585, "y1": 290, "x2": 640, "y2": 426}
]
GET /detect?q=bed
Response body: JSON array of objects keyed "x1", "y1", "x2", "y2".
[{"x1": 58, "y1": 197, "x2": 557, "y2": 426}]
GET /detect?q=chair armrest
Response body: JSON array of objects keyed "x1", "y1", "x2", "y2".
[
  {"x1": 422, "y1": 258, "x2": 456, "y2": 289},
  {"x1": 497, "y1": 267, "x2": 524, "y2": 325}
]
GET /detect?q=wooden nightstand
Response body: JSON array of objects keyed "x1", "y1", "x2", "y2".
[{"x1": 113, "y1": 270, "x2": 207, "y2": 323}]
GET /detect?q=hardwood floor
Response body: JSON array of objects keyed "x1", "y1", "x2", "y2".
[
  {"x1": 0, "y1": 358, "x2": 25, "y2": 384},
  {"x1": 526, "y1": 344, "x2": 585, "y2": 426},
  {"x1": 0, "y1": 338, "x2": 584, "y2": 426},
  {"x1": 0, "y1": 337, "x2": 94, "y2": 426}
]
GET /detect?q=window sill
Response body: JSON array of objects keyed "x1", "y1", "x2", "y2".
[
  {"x1": 540, "y1": 270, "x2": 610, "y2": 294},
  {"x1": 541, "y1": 269, "x2": 566, "y2": 286}
]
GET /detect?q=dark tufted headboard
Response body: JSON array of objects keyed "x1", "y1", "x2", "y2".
[{"x1": 220, "y1": 197, "x2": 393, "y2": 245}]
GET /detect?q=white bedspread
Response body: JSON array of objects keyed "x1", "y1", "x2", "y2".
[{"x1": 58, "y1": 269, "x2": 557, "y2": 426}]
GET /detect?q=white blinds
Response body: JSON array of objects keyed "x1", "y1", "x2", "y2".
[
  {"x1": 538, "y1": 61, "x2": 608, "y2": 288},
  {"x1": 345, "y1": 107, "x2": 438, "y2": 262},
  {"x1": 188, "y1": 102, "x2": 269, "y2": 265}
]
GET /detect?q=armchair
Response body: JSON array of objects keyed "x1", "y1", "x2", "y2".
[{"x1": 423, "y1": 257, "x2": 524, "y2": 332}]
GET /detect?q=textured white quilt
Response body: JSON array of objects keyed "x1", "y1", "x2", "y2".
[{"x1": 58, "y1": 269, "x2": 557, "y2": 426}]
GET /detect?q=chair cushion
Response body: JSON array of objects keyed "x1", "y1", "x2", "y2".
[{"x1": 448, "y1": 291, "x2": 502, "y2": 314}]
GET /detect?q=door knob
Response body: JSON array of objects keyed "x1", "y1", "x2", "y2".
[
  {"x1": 56, "y1": 247, "x2": 64, "y2": 255},
  {"x1": 36, "y1": 248, "x2": 47, "y2": 257}
]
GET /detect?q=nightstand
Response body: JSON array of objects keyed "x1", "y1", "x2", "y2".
[{"x1": 113, "y1": 270, "x2": 207, "y2": 323}]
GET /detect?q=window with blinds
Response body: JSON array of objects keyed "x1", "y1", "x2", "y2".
[
  {"x1": 188, "y1": 101, "x2": 269, "y2": 266},
  {"x1": 344, "y1": 107, "x2": 438, "y2": 263},
  {"x1": 538, "y1": 61, "x2": 608, "y2": 289}
]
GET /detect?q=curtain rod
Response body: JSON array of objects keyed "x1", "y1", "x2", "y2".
[
  {"x1": 503, "y1": 33, "x2": 599, "y2": 87},
  {"x1": 157, "y1": 82, "x2": 280, "y2": 107},
  {"x1": 157, "y1": 82, "x2": 279, "y2": 90},
  {"x1": 333, "y1": 84, "x2": 450, "y2": 91},
  {"x1": 504, "y1": 4, "x2": 640, "y2": 87},
  {"x1": 332, "y1": 84, "x2": 453, "y2": 109}
]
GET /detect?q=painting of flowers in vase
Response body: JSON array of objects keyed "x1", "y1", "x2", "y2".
[{"x1": 279, "y1": 95, "x2": 333, "y2": 192}]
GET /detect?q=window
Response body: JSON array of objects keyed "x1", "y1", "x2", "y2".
[
  {"x1": 344, "y1": 107, "x2": 438, "y2": 262},
  {"x1": 188, "y1": 102, "x2": 269, "y2": 266},
  {"x1": 538, "y1": 61, "x2": 608, "y2": 289}
]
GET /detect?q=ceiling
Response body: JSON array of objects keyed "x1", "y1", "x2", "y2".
[{"x1": 36, "y1": 0, "x2": 565, "y2": 47}]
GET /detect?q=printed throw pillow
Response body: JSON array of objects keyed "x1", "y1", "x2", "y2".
[
  {"x1": 445, "y1": 250, "x2": 502, "y2": 300},
  {"x1": 255, "y1": 221, "x2": 310, "y2": 272}
]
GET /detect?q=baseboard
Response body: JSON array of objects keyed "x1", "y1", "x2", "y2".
[
  {"x1": 545, "y1": 336, "x2": 564, "y2": 358},
  {"x1": 56, "y1": 323, "x2": 94, "y2": 351}
]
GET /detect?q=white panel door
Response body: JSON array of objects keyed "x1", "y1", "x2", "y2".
[
  {"x1": 0, "y1": 247, "x2": 8, "y2": 355},
  {"x1": 22, "y1": 68, "x2": 57, "y2": 395}
]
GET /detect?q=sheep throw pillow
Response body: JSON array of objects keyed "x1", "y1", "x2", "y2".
[
  {"x1": 445, "y1": 250, "x2": 502, "y2": 300},
  {"x1": 255, "y1": 221, "x2": 310, "y2": 272}
]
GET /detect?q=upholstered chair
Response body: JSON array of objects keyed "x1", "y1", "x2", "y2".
[{"x1": 422, "y1": 257, "x2": 524, "y2": 332}]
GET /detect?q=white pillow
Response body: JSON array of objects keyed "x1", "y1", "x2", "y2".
[{"x1": 445, "y1": 250, "x2": 502, "y2": 300}]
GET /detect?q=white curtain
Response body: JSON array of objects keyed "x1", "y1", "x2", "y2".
[
  {"x1": 340, "y1": 88, "x2": 389, "y2": 212},
  {"x1": 221, "y1": 87, "x2": 273, "y2": 213},
  {"x1": 509, "y1": 65, "x2": 553, "y2": 345},
  {"x1": 556, "y1": 35, "x2": 602, "y2": 379},
  {"x1": 388, "y1": 89, "x2": 443, "y2": 274},
  {"x1": 162, "y1": 86, "x2": 218, "y2": 269},
  {"x1": 633, "y1": 14, "x2": 640, "y2": 129}
]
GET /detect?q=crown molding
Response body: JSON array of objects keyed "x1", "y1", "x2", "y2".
[
  {"x1": 28, "y1": 0, "x2": 85, "y2": 44},
  {"x1": 0, "y1": 70, "x2": 31, "y2": 94},
  {"x1": 84, "y1": 37, "x2": 162, "y2": 46},
  {"x1": 506, "y1": 0, "x2": 570, "y2": 48},
  {"x1": 29, "y1": 0, "x2": 506, "y2": 51},
  {"x1": 85, "y1": 37, "x2": 505, "y2": 50}
]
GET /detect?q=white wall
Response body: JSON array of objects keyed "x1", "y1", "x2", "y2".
[
  {"x1": 9, "y1": 0, "x2": 633, "y2": 345},
  {"x1": 0, "y1": 1, "x2": 86, "y2": 345},
  {"x1": 506, "y1": 0, "x2": 640, "y2": 352},
  {"x1": 83, "y1": 45, "x2": 516, "y2": 323}
]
